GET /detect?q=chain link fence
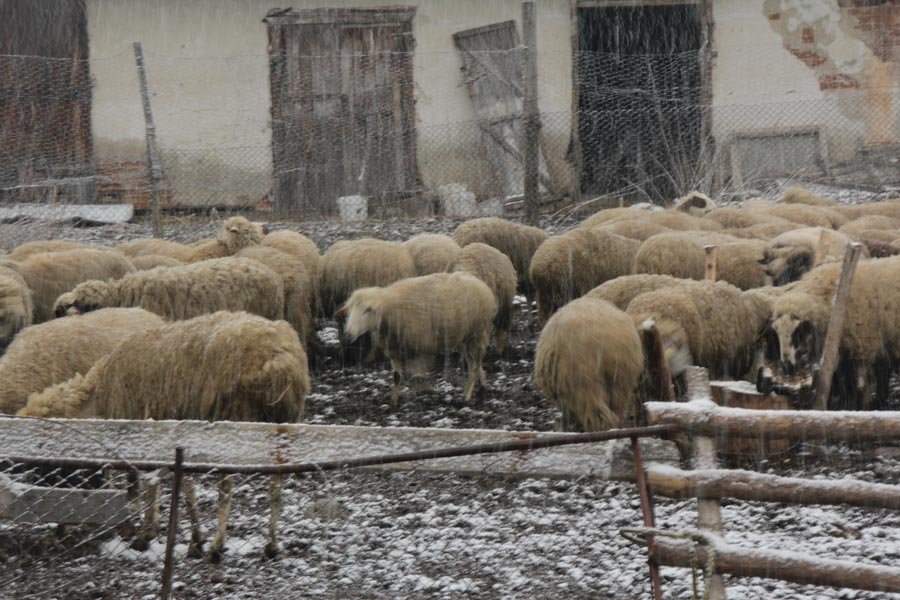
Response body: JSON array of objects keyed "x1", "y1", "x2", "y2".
[{"x1": 0, "y1": 42, "x2": 896, "y2": 244}]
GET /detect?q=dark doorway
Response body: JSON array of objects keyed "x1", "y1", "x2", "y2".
[
  {"x1": 265, "y1": 8, "x2": 419, "y2": 215},
  {"x1": 0, "y1": 0, "x2": 94, "y2": 203},
  {"x1": 577, "y1": 3, "x2": 702, "y2": 202}
]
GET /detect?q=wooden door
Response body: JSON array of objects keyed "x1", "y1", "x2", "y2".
[
  {"x1": 453, "y1": 21, "x2": 553, "y2": 199},
  {"x1": 266, "y1": 8, "x2": 417, "y2": 214}
]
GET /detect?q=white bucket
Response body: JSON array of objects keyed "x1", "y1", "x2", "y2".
[
  {"x1": 337, "y1": 195, "x2": 367, "y2": 222},
  {"x1": 438, "y1": 183, "x2": 478, "y2": 217}
]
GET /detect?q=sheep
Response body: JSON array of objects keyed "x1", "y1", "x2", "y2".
[
  {"x1": 782, "y1": 187, "x2": 837, "y2": 207},
  {"x1": 634, "y1": 232, "x2": 771, "y2": 290},
  {"x1": 452, "y1": 217, "x2": 548, "y2": 295},
  {"x1": 318, "y1": 238, "x2": 415, "y2": 318},
  {"x1": 0, "y1": 266, "x2": 32, "y2": 351},
  {"x1": 837, "y1": 200, "x2": 900, "y2": 221},
  {"x1": 529, "y1": 228, "x2": 639, "y2": 325},
  {"x1": 261, "y1": 230, "x2": 320, "y2": 303},
  {"x1": 593, "y1": 218, "x2": 671, "y2": 241},
  {"x1": 53, "y1": 257, "x2": 284, "y2": 323},
  {"x1": 7, "y1": 240, "x2": 105, "y2": 261},
  {"x1": 587, "y1": 274, "x2": 684, "y2": 310},
  {"x1": 644, "y1": 211, "x2": 722, "y2": 232},
  {"x1": 626, "y1": 279, "x2": 771, "y2": 379},
  {"x1": 534, "y1": 296, "x2": 644, "y2": 432},
  {"x1": 128, "y1": 254, "x2": 184, "y2": 271},
  {"x1": 0, "y1": 308, "x2": 165, "y2": 415},
  {"x1": 0, "y1": 249, "x2": 136, "y2": 323},
  {"x1": 403, "y1": 233, "x2": 462, "y2": 276},
  {"x1": 767, "y1": 256, "x2": 900, "y2": 409},
  {"x1": 117, "y1": 238, "x2": 195, "y2": 262},
  {"x1": 761, "y1": 227, "x2": 868, "y2": 285},
  {"x1": 757, "y1": 202, "x2": 846, "y2": 229},
  {"x1": 721, "y1": 222, "x2": 799, "y2": 240},
  {"x1": 579, "y1": 205, "x2": 656, "y2": 229},
  {"x1": 341, "y1": 272, "x2": 496, "y2": 405},
  {"x1": 839, "y1": 215, "x2": 900, "y2": 240},
  {"x1": 19, "y1": 311, "x2": 310, "y2": 561},
  {"x1": 706, "y1": 207, "x2": 795, "y2": 230},
  {"x1": 183, "y1": 216, "x2": 266, "y2": 262},
  {"x1": 673, "y1": 191, "x2": 716, "y2": 216},
  {"x1": 449, "y1": 242, "x2": 517, "y2": 353},
  {"x1": 236, "y1": 246, "x2": 313, "y2": 347}
]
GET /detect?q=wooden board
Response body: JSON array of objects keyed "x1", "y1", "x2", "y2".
[
  {"x1": 0, "y1": 203, "x2": 133, "y2": 224},
  {"x1": 0, "y1": 418, "x2": 679, "y2": 482},
  {"x1": 0, "y1": 477, "x2": 130, "y2": 526},
  {"x1": 710, "y1": 380, "x2": 792, "y2": 456}
]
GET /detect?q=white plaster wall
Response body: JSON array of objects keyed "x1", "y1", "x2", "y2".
[{"x1": 86, "y1": 0, "x2": 573, "y2": 204}]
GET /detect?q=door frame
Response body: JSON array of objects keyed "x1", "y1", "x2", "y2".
[{"x1": 569, "y1": 0, "x2": 715, "y2": 200}]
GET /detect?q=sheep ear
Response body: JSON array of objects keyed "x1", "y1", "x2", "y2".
[{"x1": 334, "y1": 304, "x2": 347, "y2": 319}]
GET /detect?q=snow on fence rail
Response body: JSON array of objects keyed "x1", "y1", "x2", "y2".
[{"x1": 627, "y1": 366, "x2": 900, "y2": 599}]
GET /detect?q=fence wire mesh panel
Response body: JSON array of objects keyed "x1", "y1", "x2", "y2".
[{"x1": 0, "y1": 41, "x2": 896, "y2": 244}]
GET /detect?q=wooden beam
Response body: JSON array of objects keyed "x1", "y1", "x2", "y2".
[
  {"x1": 814, "y1": 242, "x2": 863, "y2": 410},
  {"x1": 0, "y1": 418, "x2": 680, "y2": 482},
  {"x1": 0, "y1": 476, "x2": 131, "y2": 526},
  {"x1": 683, "y1": 368, "x2": 725, "y2": 600},
  {"x1": 646, "y1": 465, "x2": 900, "y2": 511},
  {"x1": 704, "y1": 244, "x2": 718, "y2": 281},
  {"x1": 133, "y1": 42, "x2": 163, "y2": 238},
  {"x1": 645, "y1": 402, "x2": 900, "y2": 443},
  {"x1": 521, "y1": 1, "x2": 540, "y2": 226},
  {"x1": 649, "y1": 538, "x2": 900, "y2": 594}
]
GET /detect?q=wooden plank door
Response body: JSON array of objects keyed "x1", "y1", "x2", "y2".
[
  {"x1": 453, "y1": 21, "x2": 552, "y2": 199},
  {"x1": 266, "y1": 8, "x2": 417, "y2": 214}
]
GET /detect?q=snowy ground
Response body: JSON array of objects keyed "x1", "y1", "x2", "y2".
[{"x1": 1, "y1": 206, "x2": 900, "y2": 598}]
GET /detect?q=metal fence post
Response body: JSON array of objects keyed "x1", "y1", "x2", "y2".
[
  {"x1": 133, "y1": 41, "x2": 164, "y2": 238},
  {"x1": 160, "y1": 447, "x2": 185, "y2": 600},
  {"x1": 521, "y1": 1, "x2": 540, "y2": 226}
]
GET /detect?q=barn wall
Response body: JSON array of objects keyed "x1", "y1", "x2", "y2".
[
  {"x1": 712, "y1": 0, "x2": 899, "y2": 169},
  {"x1": 86, "y1": 0, "x2": 573, "y2": 206}
]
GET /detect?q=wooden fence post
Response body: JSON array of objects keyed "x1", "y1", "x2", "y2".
[
  {"x1": 813, "y1": 243, "x2": 863, "y2": 410},
  {"x1": 521, "y1": 1, "x2": 540, "y2": 226},
  {"x1": 160, "y1": 447, "x2": 184, "y2": 600},
  {"x1": 685, "y1": 367, "x2": 726, "y2": 599},
  {"x1": 704, "y1": 245, "x2": 719, "y2": 281},
  {"x1": 133, "y1": 41, "x2": 163, "y2": 238}
]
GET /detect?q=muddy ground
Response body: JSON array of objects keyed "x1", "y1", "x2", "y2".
[{"x1": 1, "y1": 213, "x2": 899, "y2": 599}]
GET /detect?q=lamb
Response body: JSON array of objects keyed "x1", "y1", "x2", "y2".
[
  {"x1": 449, "y1": 242, "x2": 517, "y2": 353},
  {"x1": 534, "y1": 296, "x2": 644, "y2": 432},
  {"x1": 0, "y1": 308, "x2": 165, "y2": 415},
  {"x1": 403, "y1": 234, "x2": 462, "y2": 276},
  {"x1": 341, "y1": 272, "x2": 497, "y2": 404},
  {"x1": 626, "y1": 279, "x2": 771, "y2": 379},
  {"x1": 128, "y1": 254, "x2": 184, "y2": 271},
  {"x1": 529, "y1": 228, "x2": 639, "y2": 324},
  {"x1": 236, "y1": 246, "x2": 313, "y2": 347},
  {"x1": 634, "y1": 232, "x2": 771, "y2": 290},
  {"x1": 587, "y1": 274, "x2": 683, "y2": 310},
  {"x1": 452, "y1": 217, "x2": 548, "y2": 295},
  {"x1": 7, "y1": 240, "x2": 105, "y2": 261},
  {"x1": 0, "y1": 266, "x2": 32, "y2": 351},
  {"x1": 318, "y1": 238, "x2": 415, "y2": 318},
  {"x1": 761, "y1": 227, "x2": 867, "y2": 285},
  {"x1": 54, "y1": 257, "x2": 284, "y2": 322},
  {"x1": 19, "y1": 311, "x2": 310, "y2": 561},
  {"x1": 767, "y1": 255, "x2": 900, "y2": 409},
  {"x1": 0, "y1": 249, "x2": 136, "y2": 323}
]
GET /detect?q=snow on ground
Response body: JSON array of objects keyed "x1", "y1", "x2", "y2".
[{"x1": 1, "y1": 206, "x2": 899, "y2": 598}]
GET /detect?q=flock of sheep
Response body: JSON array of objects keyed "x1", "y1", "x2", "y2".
[{"x1": 1, "y1": 186, "x2": 899, "y2": 559}]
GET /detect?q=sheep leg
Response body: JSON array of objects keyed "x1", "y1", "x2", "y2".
[
  {"x1": 263, "y1": 474, "x2": 284, "y2": 559},
  {"x1": 183, "y1": 477, "x2": 205, "y2": 558},
  {"x1": 391, "y1": 360, "x2": 403, "y2": 408},
  {"x1": 132, "y1": 469, "x2": 163, "y2": 551},
  {"x1": 495, "y1": 328, "x2": 508, "y2": 356},
  {"x1": 208, "y1": 475, "x2": 235, "y2": 563}
]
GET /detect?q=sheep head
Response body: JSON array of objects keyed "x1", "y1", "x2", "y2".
[
  {"x1": 769, "y1": 293, "x2": 829, "y2": 375},
  {"x1": 636, "y1": 316, "x2": 693, "y2": 377},
  {"x1": 53, "y1": 280, "x2": 115, "y2": 317},
  {"x1": 760, "y1": 245, "x2": 813, "y2": 286},
  {"x1": 217, "y1": 216, "x2": 265, "y2": 254},
  {"x1": 674, "y1": 191, "x2": 715, "y2": 216},
  {"x1": 341, "y1": 287, "x2": 384, "y2": 344}
]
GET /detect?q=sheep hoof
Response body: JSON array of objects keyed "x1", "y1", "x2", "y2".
[
  {"x1": 187, "y1": 542, "x2": 204, "y2": 559},
  {"x1": 263, "y1": 543, "x2": 280, "y2": 560},
  {"x1": 208, "y1": 547, "x2": 225, "y2": 564},
  {"x1": 130, "y1": 537, "x2": 151, "y2": 552}
]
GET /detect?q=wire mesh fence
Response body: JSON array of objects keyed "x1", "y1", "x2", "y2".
[{"x1": 0, "y1": 41, "x2": 897, "y2": 244}]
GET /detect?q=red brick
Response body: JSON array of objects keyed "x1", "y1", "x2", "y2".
[
  {"x1": 802, "y1": 27, "x2": 815, "y2": 43},
  {"x1": 789, "y1": 47, "x2": 828, "y2": 67},
  {"x1": 819, "y1": 74, "x2": 861, "y2": 90},
  {"x1": 768, "y1": 12, "x2": 781, "y2": 20}
]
